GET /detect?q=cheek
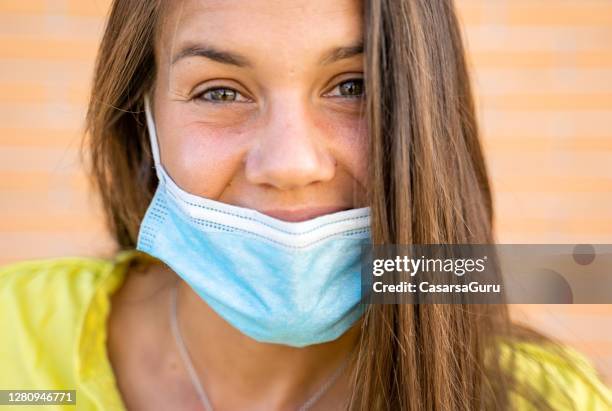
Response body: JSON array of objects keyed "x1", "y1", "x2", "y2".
[
  {"x1": 315, "y1": 111, "x2": 369, "y2": 186},
  {"x1": 161, "y1": 123, "x2": 250, "y2": 198}
]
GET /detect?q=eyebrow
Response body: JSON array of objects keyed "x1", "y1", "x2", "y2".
[
  {"x1": 172, "y1": 44, "x2": 253, "y2": 67},
  {"x1": 171, "y1": 40, "x2": 364, "y2": 68},
  {"x1": 319, "y1": 40, "x2": 364, "y2": 65}
]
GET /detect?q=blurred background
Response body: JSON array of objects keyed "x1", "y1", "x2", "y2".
[{"x1": 0, "y1": 0, "x2": 610, "y2": 383}]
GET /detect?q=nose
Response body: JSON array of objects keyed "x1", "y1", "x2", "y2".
[{"x1": 245, "y1": 98, "x2": 336, "y2": 190}]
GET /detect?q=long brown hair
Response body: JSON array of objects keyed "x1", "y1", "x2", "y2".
[{"x1": 85, "y1": 1, "x2": 568, "y2": 409}]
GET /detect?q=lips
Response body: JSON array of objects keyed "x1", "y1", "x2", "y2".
[{"x1": 260, "y1": 206, "x2": 351, "y2": 222}]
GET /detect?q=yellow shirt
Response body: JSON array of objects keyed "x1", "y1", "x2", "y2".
[{"x1": 0, "y1": 252, "x2": 611, "y2": 411}]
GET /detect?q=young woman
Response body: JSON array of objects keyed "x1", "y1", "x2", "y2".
[{"x1": 1, "y1": 0, "x2": 610, "y2": 410}]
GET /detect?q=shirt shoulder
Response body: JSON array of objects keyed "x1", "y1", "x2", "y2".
[
  {"x1": 501, "y1": 339, "x2": 612, "y2": 411},
  {"x1": 0, "y1": 256, "x2": 118, "y2": 332},
  {"x1": 0, "y1": 253, "x2": 139, "y2": 410},
  {"x1": 0, "y1": 257, "x2": 114, "y2": 382},
  {"x1": 0, "y1": 255, "x2": 116, "y2": 309}
]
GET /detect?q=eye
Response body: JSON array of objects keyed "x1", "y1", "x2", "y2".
[
  {"x1": 194, "y1": 87, "x2": 251, "y2": 104},
  {"x1": 325, "y1": 78, "x2": 365, "y2": 99}
]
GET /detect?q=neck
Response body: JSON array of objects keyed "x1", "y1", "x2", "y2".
[{"x1": 173, "y1": 277, "x2": 360, "y2": 410}]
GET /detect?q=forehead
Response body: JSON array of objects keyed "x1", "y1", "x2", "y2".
[{"x1": 157, "y1": 0, "x2": 363, "y2": 63}]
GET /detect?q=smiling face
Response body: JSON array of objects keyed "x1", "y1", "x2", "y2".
[{"x1": 151, "y1": 0, "x2": 368, "y2": 222}]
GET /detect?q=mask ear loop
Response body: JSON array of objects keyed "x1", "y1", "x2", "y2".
[{"x1": 144, "y1": 94, "x2": 167, "y2": 185}]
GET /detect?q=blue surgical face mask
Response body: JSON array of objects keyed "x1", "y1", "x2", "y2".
[{"x1": 137, "y1": 95, "x2": 371, "y2": 347}]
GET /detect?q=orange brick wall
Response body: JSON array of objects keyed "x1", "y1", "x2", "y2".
[
  {"x1": 0, "y1": 0, "x2": 114, "y2": 262},
  {"x1": 0, "y1": 0, "x2": 610, "y2": 383},
  {"x1": 455, "y1": 1, "x2": 612, "y2": 384}
]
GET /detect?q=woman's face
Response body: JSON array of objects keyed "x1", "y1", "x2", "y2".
[{"x1": 153, "y1": 0, "x2": 367, "y2": 222}]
